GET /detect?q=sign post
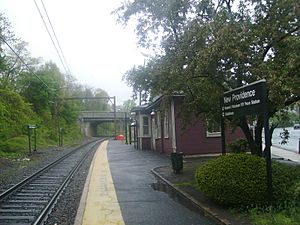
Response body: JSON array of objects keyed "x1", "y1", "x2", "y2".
[
  {"x1": 27, "y1": 124, "x2": 36, "y2": 154},
  {"x1": 221, "y1": 79, "x2": 272, "y2": 204}
]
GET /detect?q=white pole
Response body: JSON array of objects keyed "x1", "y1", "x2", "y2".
[{"x1": 171, "y1": 99, "x2": 177, "y2": 153}]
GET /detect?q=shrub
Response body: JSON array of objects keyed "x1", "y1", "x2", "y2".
[
  {"x1": 0, "y1": 136, "x2": 28, "y2": 152},
  {"x1": 272, "y1": 163, "x2": 300, "y2": 205},
  {"x1": 195, "y1": 154, "x2": 300, "y2": 207},
  {"x1": 0, "y1": 89, "x2": 35, "y2": 140},
  {"x1": 195, "y1": 154, "x2": 267, "y2": 206},
  {"x1": 292, "y1": 180, "x2": 300, "y2": 206},
  {"x1": 227, "y1": 139, "x2": 249, "y2": 153}
]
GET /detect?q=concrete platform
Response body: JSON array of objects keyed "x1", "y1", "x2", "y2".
[
  {"x1": 74, "y1": 141, "x2": 125, "y2": 225},
  {"x1": 75, "y1": 140, "x2": 215, "y2": 225},
  {"x1": 74, "y1": 140, "x2": 299, "y2": 225}
]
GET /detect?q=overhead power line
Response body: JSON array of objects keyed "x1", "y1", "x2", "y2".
[
  {"x1": 33, "y1": 0, "x2": 72, "y2": 75},
  {"x1": 40, "y1": 0, "x2": 72, "y2": 75},
  {"x1": 0, "y1": 34, "x2": 51, "y2": 90}
]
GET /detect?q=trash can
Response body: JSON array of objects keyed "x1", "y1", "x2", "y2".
[{"x1": 171, "y1": 152, "x2": 184, "y2": 174}]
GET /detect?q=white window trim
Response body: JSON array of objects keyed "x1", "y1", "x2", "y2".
[
  {"x1": 206, "y1": 131, "x2": 221, "y2": 137},
  {"x1": 206, "y1": 119, "x2": 221, "y2": 137},
  {"x1": 141, "y1": 115, "x2": 150, "y2": 137},
  {"x1": 156, "y1": 111, "x2": 161, "y2": 139},
  {"x1": 164, "y1": 112, "x2": 169, "y2": 138}
]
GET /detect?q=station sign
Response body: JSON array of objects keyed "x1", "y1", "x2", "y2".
[
  {"x1": 28, "y1": 124, "x2": 36, "y2": 129},
  {"x1": 221, "y1": 80, "x2": 266, "y2": 117},
  {"x1": 220, "y1": 79, "x2": 273, "y2": 204}
]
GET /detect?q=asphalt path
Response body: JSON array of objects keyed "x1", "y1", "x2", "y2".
[{"x1": 108, "y1": 141, "x2": 216, "y2": 225}]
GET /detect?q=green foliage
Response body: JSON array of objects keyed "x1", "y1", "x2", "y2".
[
  {"x1": 195, "y1": 154, "x2": 300, "y2": 207},
  {"x1": 293, "y1": 181, "x2": 300, "y2": 207},
  {"x1": 59, "y1": 123, "x2": 83, "y2": 146},
  {"x1": 271, "y1": 108, "x2": 300, "y2": 128},
  {"x1": 272, "y1": 163, "x2": 300, "y2": 205},
  {"x1": 121, "y1": 99, "x2": 137, "y2": 112},
  {"x1": 227, "y1": 139, "x2": 249, "y2": 153},
  {"x1": 19, "y1": 62, "x2": 64, "y2": 116},
  {"x1": 0, "y1": 89, "x2": 35, "y2": 140},
  {"x1": 97, "y1": 122, "x2": 115, "y2": 137},
  {"x1": 250, "y1": 207, "x2": 300, "y2": 225},
  {"x1": 0, "y1": 135, "x2": 28, "y2": 153},
  {"x1": 195, "y1": 154, "x2": 267, "y2": 206},
  {"x1": 116, "y1": 0, "x2": 300, "y2": 156},
  {"x1": 0, "y1": 13, "x2": 119, "y2": 158}
]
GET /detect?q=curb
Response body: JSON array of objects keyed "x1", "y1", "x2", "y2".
[
  {"x1": 73, "y1": 143, "x2": 100, "y2": 225},
  {"x1": 151, "y1": 168, "x2": 231, "y2": 225}
]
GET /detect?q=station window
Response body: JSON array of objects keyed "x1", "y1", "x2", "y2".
[
  {"x1": 164, "y1": 112, "x2": 169, "y2": 138},
  {"x1": 156, "y1": 111, "x2": 161, "y2": 139},
  {"x1": 206, "y1": 120, "x2": 221, "y2": 137},
  {"x1": 142, "y1": 116, "x2": 149, "y2": 136}
]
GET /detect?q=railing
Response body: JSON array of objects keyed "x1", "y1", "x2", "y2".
[{"x1": 79, "y1": 111, "x2": 128, "y2": 120}]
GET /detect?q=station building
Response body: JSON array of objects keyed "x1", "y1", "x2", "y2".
[{"x1": 130, "y1": 95, "x2": 244, "y2": 155}]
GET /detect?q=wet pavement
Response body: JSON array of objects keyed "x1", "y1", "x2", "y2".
[
  {"x1": 107, "y1": 141, "x2": 216, "y2": 225},
  {"x1": 75, "y1": 140, "x2": 300, "y2": 225}
]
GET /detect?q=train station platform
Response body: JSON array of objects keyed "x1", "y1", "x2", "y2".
[
  {"x1": 74, "y1": 141, "x2": 125, "y2": 225},
  {"x1": 74, "y1": 140, "x2": 214, "y2": 225},
  {"x1": 74, "y1": 140, "x2": 300, "y2": 225}
]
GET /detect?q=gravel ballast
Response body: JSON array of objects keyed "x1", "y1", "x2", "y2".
[{"x1": 0, "y1": 141, "x2": 99, "y2": 225}]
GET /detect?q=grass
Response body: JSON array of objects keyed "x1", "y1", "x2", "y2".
[
  {"x1": 0, "y1": 151, "x2": 24, "y2": 159},
  {"x1": 250, "y1": 206, "x2": 300, "y2": 225},
  {"x1": 0, "y1": 131, "x2": 84, "y2": 159}
]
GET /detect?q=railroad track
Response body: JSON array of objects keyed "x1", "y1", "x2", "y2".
[{"x1": 0, "y1": 139, "x2": 104, "y2": 225}]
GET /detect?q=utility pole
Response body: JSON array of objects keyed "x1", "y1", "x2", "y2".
[{"x1": 113, "y1": 96, "x2": 117, "y2": 139}]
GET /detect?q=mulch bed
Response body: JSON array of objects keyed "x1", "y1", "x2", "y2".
[{"x1": 154, "y1": 156, "x2": 253, "y2": 225}]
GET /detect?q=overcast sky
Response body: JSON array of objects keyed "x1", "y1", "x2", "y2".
[{"x1": 0, "y1": 0, "x2": 145, "y2": 104}]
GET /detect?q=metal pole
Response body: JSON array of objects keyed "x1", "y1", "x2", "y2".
[
  {"x1": 61, "y1": 128, "x2": 63, "y2": 146},
  {"x1": 27, "y1": 125, "x2": 31, "y2": 154},
  {"x1": 170, "y1": 99, "x2": 177, "y2": 153},
  {"x1": 58, "y1": 128, "x2": 61, "y2": 146},
  {"x1": 129, "y1": 124, "x2": 132, "y2": 145},
  {"x1": 298, "y1": 138, "x2": 300, "y2": 154},
  {"x1": 125, "y1": 112, "x2": 128, "y2": 144},
  {"x1": 113, "y1": 96, "x2": 117, "y2": 139},
  {"x1": 34, "y1": 127, "x2": 37, "y2": 151},
  {"x1": 134, "y1": 125, "x2": 137, "y2": 148},
  {"x1": 220, "y1": 97, "x2": 226, "y2": 155},
  {"x1": 262, "y1": 82, "x2": 272, "y2": 205}
]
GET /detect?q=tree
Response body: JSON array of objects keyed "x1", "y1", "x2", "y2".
[
  {"x1": 122, "y1": 99, "x2": 137, "y2": 112},
  {"x1": 0, "y1": 89, "x2": 35, "y2": 140},
  {"x1": 0, "y1": 13, "x2": 40, "y2": 90},
  {"x1": 68, "y1": 85, "x2": 111, "y2": 111},
  {"x1": 20, "y1": 62, "x2": 64, "y2": 116},
  {"x1": 115, "y1": 0, "x2": 300, "y2": 156}
]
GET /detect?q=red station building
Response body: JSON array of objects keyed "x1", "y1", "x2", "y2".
[{"x1": 130, "y1": 95, "x2": 244, "y2": 155}]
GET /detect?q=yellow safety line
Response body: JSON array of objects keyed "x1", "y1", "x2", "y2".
[{"x1": 81, "y1": 140, "x2": 125, "y2": 225}]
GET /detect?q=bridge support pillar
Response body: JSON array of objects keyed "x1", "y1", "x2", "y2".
[{"x1": 82, "y1": 122, "x2": 97, "y2": 137}]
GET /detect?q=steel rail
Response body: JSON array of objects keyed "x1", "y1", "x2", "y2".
[
  {"x1": 0, "y1": 139, "x2": 101, "y2": 201},
  {"x1": 33, "y1": 139, "x2": 103, "y2": 225},
  {"x1": 0, "y1": 138, "x2": 104, "y2": 225}
]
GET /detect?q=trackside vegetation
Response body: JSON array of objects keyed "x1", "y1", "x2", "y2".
[
  {"x1": 0, "y1": 14, "x2": 111, "y2": 158},
  {"x1": 195, "y1": 154, "x2": 300, "y2": 224}
]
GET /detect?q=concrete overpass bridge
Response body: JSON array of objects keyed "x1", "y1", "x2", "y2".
[{"x1": 79, "y1": 111, "x2": 129, "y2": 137}]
